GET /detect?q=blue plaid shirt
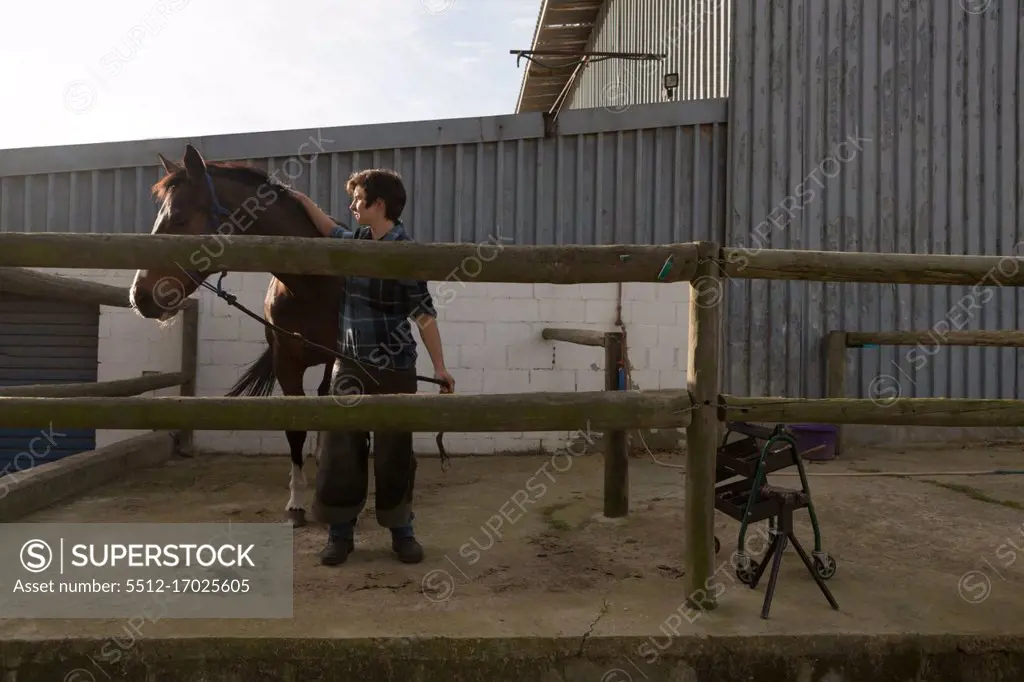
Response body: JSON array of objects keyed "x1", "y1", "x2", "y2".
[{"x1": 329, "y1": 222, "x2": 437, "y2": 370}]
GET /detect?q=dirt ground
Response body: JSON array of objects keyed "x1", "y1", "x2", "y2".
[{"x1": 2, "y1": 439, "x2": 1023, "y2": 642}]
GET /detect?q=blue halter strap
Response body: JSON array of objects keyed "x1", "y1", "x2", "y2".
[{"x1": 204, "y1": 174, "x2": 233, "y2": 230}]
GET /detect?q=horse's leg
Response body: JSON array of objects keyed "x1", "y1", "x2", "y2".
[
  {"x1": 317, "y1": 361, "x2": 332, "y2": 395},
  {"x1": 275, "y1": 348, "x2": 310, "y2": 528},
  {"x1": 311, "y1": 362, "x2": 333, "y2": 464}
]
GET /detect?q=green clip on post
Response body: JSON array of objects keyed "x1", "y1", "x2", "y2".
[{"x1": 656, "y1": 255, "x2": 675, "y2": 281}]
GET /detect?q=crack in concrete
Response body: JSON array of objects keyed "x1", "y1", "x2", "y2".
[
  {"x1": 345, "y1": 579, "x2": 414, "y2": 592},
  {"x1": 576, "y1": 595, "x2": 612, "y2": 658}
]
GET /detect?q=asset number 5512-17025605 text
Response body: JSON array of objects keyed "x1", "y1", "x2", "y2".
[{"x1": 125, "y1": 578, "x2": 251, "y2": 593}]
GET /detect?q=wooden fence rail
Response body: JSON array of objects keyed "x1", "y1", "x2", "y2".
[
  {"x1": 0, "y1": 373, "x2": 188, "y2": 397},
  {"x1": 0, "y1": 233, "x2": 701, "y2": 283},
  {"x1": 0, "y1": 267, "x2": 131, "y2": 308},
  {"x1": 718, "y1": 394, "x2": 1024, "y2": 427},
  {"x1": 721, "y1": 247, "x2": 1024, "y2": 285},
  {"x1": 0, "y1": 389, "x2": 692, "y2": 432},
  {"x1": 844, "y1": 330, "x2": 1024, "y2": 347},
  {"x1": 540, "y1": 328, "x2": 607, "y2": 347},
  {"x1": 542, "y1": 327, "x2": 628, "y2": 519}
]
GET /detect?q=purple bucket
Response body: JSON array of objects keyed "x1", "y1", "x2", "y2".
[{"x1": 788, "y1": 424, "x2": 839, "y2": 461}]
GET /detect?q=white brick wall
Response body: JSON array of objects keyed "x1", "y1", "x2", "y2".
[{"x1": 34, "y1": 269, "x2": 690, "y2": 457}]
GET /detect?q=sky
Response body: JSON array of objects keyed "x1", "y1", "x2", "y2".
[{"x1": 0, "y1": 0, "x2": 540, "y2": 150}]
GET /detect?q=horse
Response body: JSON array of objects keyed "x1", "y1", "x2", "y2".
[{"x1": 128, "y1": 143, "x2": 340, "y2": 527}]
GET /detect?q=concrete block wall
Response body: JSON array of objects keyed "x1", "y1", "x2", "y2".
[{"x1": 39, "y1": 269, "x2": 691, "y2": 457}]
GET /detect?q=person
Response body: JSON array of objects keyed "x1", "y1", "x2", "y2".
[{"x1": 288, "y1": 168, "x2": 455, "y2": 566}]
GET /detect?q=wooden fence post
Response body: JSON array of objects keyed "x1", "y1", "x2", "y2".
[
  {"x1": 685, "y1": 242, "x2": 721, "y2": 611},
  {"x1": 825, "y1": 331, "x2": 847, "y2": 455},
  {"x1": 603, "y1": 331, "x2": 628, "y2": 518},
  {"x1": 177, "y1": 300, "x2": 199, "y2": 454}
]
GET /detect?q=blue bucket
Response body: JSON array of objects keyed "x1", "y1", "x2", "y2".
[{"x1": 788, "y1": 424, "x2": 839, "y2": 461}]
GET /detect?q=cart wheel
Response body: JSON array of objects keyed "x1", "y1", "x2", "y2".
[
  {"x1": 813, "y1": 554, "x2": 837, "y2": 580},
  {"x1": 714, "y1": 536, "x2": 721, "y2": 554},
  {"x1": 736, "y1": 563, "x2": 756, "y2": 586}
]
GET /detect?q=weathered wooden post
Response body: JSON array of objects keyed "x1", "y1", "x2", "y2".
[
  {"x1": 684, "y1": 241, "x2": 721, "y2": 610},
  {"x1": 825, "y1": 331, "x2": 847, "y2": 455},
  {"x1": 603, "y1": 330, "x2": 628, "y2": 518},
  {"x1": 540, "y1": 326, "x2": 630, "y2": 518},
  {"x1": 177, "y1": 300, "x2": 199, "y2": 455}
]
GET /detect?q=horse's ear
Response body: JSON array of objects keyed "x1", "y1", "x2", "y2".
[
  {"x1": 183, "y1": 144, "x2": 207, "y2": 181},
  {"x1": 157, "y1": 153, "x2": 182, "y2": 175}
]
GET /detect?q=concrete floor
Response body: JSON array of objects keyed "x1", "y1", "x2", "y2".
[{"x1": 2, "y1": 438, "x2": 1022, "y2": 656}]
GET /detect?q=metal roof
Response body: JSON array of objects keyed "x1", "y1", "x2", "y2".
[{"x1": 513, "y1": 0, "x2": 606, "y2": 114}]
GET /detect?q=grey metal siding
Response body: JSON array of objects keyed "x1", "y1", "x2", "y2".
[
  {"x1": 566, "y1": 0, "x2": 733, "y2": 110},
  {"x1": 725, "y1": 0, "x2": 1024, "y2": 402},
  {"x1": 0, "y1": 100, "x2": 729, "y2": 247},
  {"x1": 0, "y1": 293, "x2": 98, "y2": 471}
]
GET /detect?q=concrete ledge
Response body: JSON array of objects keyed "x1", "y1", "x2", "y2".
[
  {"x1": 0, "y1": 431, "x2": 177, "y2": 521},
  {"x1": 1, "y1": 634, "x2": 1023, "y2": 682}
]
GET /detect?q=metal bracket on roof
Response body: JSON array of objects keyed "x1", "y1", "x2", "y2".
[
  {"x1": 511, "y1": 50, "x2": 667, "y2": 138},
  {"x1": 542, "y1": 110, "x2": 558, "y2": 137},
  {"x1": 510, "y1": 50, "x2": 666, "y2": 69}
]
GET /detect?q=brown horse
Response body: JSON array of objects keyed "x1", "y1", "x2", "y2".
[{"x1": 129, "y1": 143, "x2": 340, "y2": 527}]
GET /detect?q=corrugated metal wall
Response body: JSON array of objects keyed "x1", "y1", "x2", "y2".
[
  {"x1": 0, "y1": 101, "x2": 729, "y2": 247},
  {"x1": 0, "y1": 293, "x2": 98, "y2": 470},
  {"x1": 725, "y1": 0, "x2": 1024, "y2": 402},
  {"x1": 566, "y1": 0, "x2": 733, "y2": 110}
]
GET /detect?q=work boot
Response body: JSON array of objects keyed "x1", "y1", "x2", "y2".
[
  {"x1": 389, "y1": 514, "x2": 423, "y2": 564},
  {"x1": 319, "y1": 537, "x2": 355, "y2": 565},
  {"x1": 320, "y1": 522, "x2": 355, "y2": 566},
  {"x1": 392, "y1": 536, "x2": 424, "y2": 564}
]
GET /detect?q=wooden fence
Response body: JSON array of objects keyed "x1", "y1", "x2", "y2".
[
  {"x1": 826, "y1": 330, "x2": 1024, "y2": 454},
  {"x1": 541, "y1": 327, "x2": 628, "y2": 519},
  {"x1": 2, "y1": 233, "x2": 1023, "y2": 612}
]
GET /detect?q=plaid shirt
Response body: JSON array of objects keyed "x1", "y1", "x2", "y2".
[{"x1": 329, "y1": 222, "x2": 437, "y2": 370}]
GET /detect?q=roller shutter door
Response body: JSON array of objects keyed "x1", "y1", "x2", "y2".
[{"x1": 0, "y1": 292, "x2": 99, "y2": 476}]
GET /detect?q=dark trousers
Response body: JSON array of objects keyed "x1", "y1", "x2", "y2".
[{"x1": 312, "y1": 358, "x2": 418, "y2": 530}]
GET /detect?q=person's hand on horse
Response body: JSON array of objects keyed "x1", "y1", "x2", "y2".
[{"x1": 435, "y1": 367, "x2": 455, "y2": 394}]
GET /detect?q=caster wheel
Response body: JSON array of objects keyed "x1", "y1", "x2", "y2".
[
  {"x1": 736, "y1": 564, "x2": 757, "y2": 586},
  {"x1": 813, "y1": 554, "x2": 837, "y2": 580},
  {"x1": 714, "y1": 536, "x2": 721, "y2": 554}
]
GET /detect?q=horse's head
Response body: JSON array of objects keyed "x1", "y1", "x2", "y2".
[
  {"x1": 129, "y1": 143, "x2": 320, "y2": 320},
  {"x1": 129, "y1": 143, "x2": 220, "y2": 320}
]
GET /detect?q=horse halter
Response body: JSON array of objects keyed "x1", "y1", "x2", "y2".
[
  {"x1": 171, "y1": 174, "x2": 235, "y2": 313},
  {"x1": 203, "y1": 174, "x2": 235, "y2": 233}
]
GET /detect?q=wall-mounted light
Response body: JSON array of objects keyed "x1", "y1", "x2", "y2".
[{"x1": 663, "y1": 72, "x2": 679, "y2": 99}]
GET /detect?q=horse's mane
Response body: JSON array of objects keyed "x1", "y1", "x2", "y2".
[
  {"x1": 152, "y1": 161, "x2": 298, "y2": 208},
  {"x1": 151, "y1": 159, "x2": 350, "y2": 236}
]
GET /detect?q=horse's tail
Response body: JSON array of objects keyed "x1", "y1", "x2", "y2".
[{"x1": 226, "y1": 345, "x2": 276, "y2": 397}]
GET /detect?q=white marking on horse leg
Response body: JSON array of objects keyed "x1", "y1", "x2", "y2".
[
  {"x1": 286, "y1": 462, "x2": 305, "y2": 511},
  {"x1": 305, "y1": 430, "x2": 314, "y2": 460}
]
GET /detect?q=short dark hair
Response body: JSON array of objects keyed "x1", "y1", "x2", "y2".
[{"x1": 346, "y1": 168, "x2": 406, "y2": 222}]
